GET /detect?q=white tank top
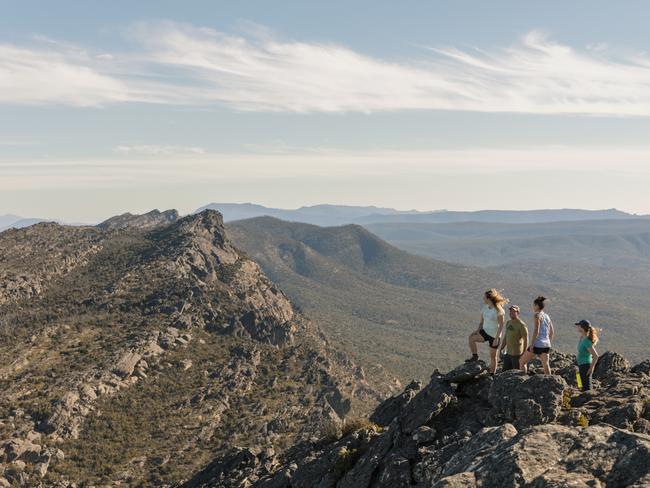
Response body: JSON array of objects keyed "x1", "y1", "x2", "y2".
[
  {"x1": 482, "y1": 304, "x2": 502, "y2": 337},
  {"x1": 534, "y1": 312, "x2": 552, "y2": 347}
]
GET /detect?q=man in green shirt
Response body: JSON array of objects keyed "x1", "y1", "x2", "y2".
[{"x1": 499, "y1": 305, "x2": 528, "y2": 371}]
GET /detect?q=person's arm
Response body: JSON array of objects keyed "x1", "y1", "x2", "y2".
[
  {"x1": 495, "y1": 312, "x2": 505, "y2": 345},
  {"x1": 521, "y1": 324, "x2": 529, "y2": 353},
  {"x1": 499, "y1": 326, "x2": 507, "y2": 353},
  {"x1": 549, "y1": 319, "x2": 555, "y2": 341},
  {"x1": 475, "y1": 313, "x2": 484, "y2": 334},
  {"x1": 529, "y1": 314, "x2": 540, "y2": 351},
  {"x1": 587, "y1": 345, "x2": 599, "y2": 374}
]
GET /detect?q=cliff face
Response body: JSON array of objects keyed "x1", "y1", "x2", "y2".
[
  {"x1": 187, "y1": 352, "x2": 650, "y2": 487},
  {"x1": 0, "y1": 210, "x2": 381, "y2": 487}
]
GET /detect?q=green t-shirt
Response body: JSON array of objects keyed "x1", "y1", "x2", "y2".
[
  {"x1": 504, "y1": 318, "x2": 528, "y2": 356},
  {"x1": 577, "y1": 337, "x2": 594, "y2": 365}
]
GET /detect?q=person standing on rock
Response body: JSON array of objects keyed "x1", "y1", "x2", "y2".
[
  {"x1": 467, "y1": 288, "x2": 507, "y2": 375},
  {"x1": 519, "y1": 296, "x2": 554, "y2": 374},
  {"x1": 575, "y1": 319, "x2": 599, "y2": 391},
  {"x1": 499, "y1": 304, "x2": 528, "y2": 371}
]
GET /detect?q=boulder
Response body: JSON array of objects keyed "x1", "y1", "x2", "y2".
[
  {"x1": 113, "y1": 352, "x2": 142, "y2": 378},
  {"x1": 444, "y1": 361, "x2": 487, "y2": 384},
  {"x1": 488, "y1": 372, "x2": 567, "y2": 428},
  {"x1": 411, "y1": 425, "x2": 436, "y2": 445},
  {"x1": 3, "y1": 438, "x2": 42, "y2": 462},
  {"x1": 432, "y1": 424, "x2": 650, "y2": 488},
  {"x1": 593, "y1": 351, "x2": 630, "y2": 381},
  {"x1": 398, "y1": 373, "x2": 455, "y2": 434},
  {"x1": 631, "y1": 359, "x2": 650, "y2": 376},
  {"x1": 370, "y1": 380, "x2": 421, "y2": 427},
  {"x1": 372, "y1": 453, "x2": 412, "y2": 487},
  {"x1": 337, "y1": 430, "x2": 393, "y2": 488}
]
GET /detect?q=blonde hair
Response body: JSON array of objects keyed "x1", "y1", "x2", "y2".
[{"x1": 485, "y1": 288, "x2": 508, "y2": 313}]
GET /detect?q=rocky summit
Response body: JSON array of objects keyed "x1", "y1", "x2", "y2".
[
  {"x1": 187, "y1": 353, "x2": 650, "y2": 487},
  {"x1": 0, "y1": 210, "x2": 382, "y2": 486}
]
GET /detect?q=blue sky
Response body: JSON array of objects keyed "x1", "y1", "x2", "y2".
[{"x1": 2, "y1": 1, "x2": 650, "y2": 221}]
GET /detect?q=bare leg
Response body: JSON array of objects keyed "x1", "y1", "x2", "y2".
[
  {"x1": 540, "y1": 353, "x2": 551, "y2": 375},
  {"x1": 519, "y1": 350, "x2": 535, "y2": 370},
  {"x1": 468, "y1": 331, "x2": 484, "y2": 355},
  {"x1": 489, "y1": 346, "x2": 498, "y2": 374}
]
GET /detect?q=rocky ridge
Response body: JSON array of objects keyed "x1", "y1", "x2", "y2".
[
  {"x1": 0, "y1": 210, "x2": 382, "y2": 486},
  {"x1": 186, "y1": 352, "x2": 650, "y2": 487}
]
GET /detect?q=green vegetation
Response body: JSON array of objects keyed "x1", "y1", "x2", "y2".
[
  {"x1": 229, "y1": 217, "x2": 650, "y2": 382},
  {"x1": 334, "y1": 447, "x2": 362, "y2": 477},
  {"x1": 228, "y1": 217, "x2": 537, "y2": 380},
  {"x1": 366, "y1": 219, "x2": 650, "y2": 364}
]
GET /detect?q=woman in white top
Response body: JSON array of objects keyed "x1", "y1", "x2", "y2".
[
  {"x1": 467, "y1": 288, "x2": 507, "y2": 375},
  {"x1": 519, "y1": 296, "x2": 554, "y2": 374}
]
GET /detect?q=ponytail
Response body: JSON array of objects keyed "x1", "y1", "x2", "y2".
[{"x1": 588, "y1": 326, "x2": 599, "y2": 345}]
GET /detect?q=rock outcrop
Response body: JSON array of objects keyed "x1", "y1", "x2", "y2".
[
  {"x1": 97, "y1": 208, "x2": 179, "y2": 230},
  {"x1": 186, "y1": 351, "x2": 650, "y2": 487}
]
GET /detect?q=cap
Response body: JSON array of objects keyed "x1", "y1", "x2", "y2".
[
  {"x1": 509, "y1": 304, "x2": 520, "y2": 312},
  {"x1": 575, "y1": 319, "x2": 591, "y2": 327}
]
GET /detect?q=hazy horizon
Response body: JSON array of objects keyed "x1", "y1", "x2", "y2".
[{"x1": 2, "y1": 202, "x2": 646, "y2": 226}]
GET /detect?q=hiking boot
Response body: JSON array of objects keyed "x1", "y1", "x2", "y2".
[{"x1": 465, "y1": 356, "x2": 479, "y2": 363}]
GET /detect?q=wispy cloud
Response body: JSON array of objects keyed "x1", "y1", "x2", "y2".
[
  {"x1": 0, "y1": 44, "x2": 132, "y2": 107},
  {"x1": 2, "y1": 23, "x2": 650, "y2": 115},
  {"x1": 114, "y1": 144, "x2": 206, "y2": 156}
]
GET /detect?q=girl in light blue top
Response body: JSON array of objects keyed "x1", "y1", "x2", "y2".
[{"x1": 519, "y1": 296, "x2": 554, "y2": 374}]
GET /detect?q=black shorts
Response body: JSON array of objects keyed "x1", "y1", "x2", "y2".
[
  {"x1": 479, "y1": 329, "x2": 499, "y2": 349},
  {"x1": 502, "y1": 354, "x2": 521, "y2": 371},
  {"x1": 531, "y1": 346, "x2": 551, "y2": 355}
]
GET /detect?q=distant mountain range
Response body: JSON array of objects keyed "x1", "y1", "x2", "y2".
[
  {"x1": 366, "y1": 219, "x2": 650, "y2": 268},
  {"x1": 2, "y1": 206, "x2": 644, "y2": 234},
  {"x1": 198, "y1": 203, "x2": 642, "y2": 226},
  {"x1": 0, "y1": 214, "x2": 49, "y2": 232}
]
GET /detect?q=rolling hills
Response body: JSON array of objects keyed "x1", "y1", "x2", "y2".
[{"x1": 228, "y1": 217, "x2": 650, "y2": 382}]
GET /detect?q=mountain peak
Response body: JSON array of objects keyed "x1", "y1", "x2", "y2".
[{"x1": 97, "y1": 208, "x2": 179, "y2": 231}]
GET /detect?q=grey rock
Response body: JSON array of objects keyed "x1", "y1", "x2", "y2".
[
  {"x1": 113, "y1": 352, "x2": 142, "y2": 378},
  {"x1": 370, "y1": 380, "x2": 421, "y2": 427},
  {"x1": 444, "y1": 361, "x2": 487, "y2": 383},
  {"x1": 432, "y1": 472, "x2": 477, "y2": 487},
  {"x1": 593, "y1": 351, "x2": 630, "y2": 381},
  {"x1": 3, "y1": 438, "x2": 42, "y2": 462},
  {"x1": 488, "y1": 372, "x2": 566, "y2": 428},
  {"x1": 631, "y1": 359, "x2": 650, "y2": 376},
  {"x1": 436, "y1": 424, "x2": 650, "y2": 488},
  {"x1": 337, "y1": 430, "x2": 393, "y2": 488},
  {"x1": 411, "y1": 425, "x2": 436, "y2": 445},
  {"x1": 371, "y1": 453, "x2": 411, "y2": 487},
  {"x1": 399, "y1": 373, "x2": 455, "y2": 434}
]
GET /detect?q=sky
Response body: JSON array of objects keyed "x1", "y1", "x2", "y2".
[{"x1": 2, "y1": 1, "x2": 650, "y2": 222}]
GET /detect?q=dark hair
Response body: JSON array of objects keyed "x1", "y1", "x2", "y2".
[
  {"x1": 533, "y1": 296, "x2": 547, "y2": 310},
  {"x1": 579, "y1": 322, "x2": 599, "y2": 345}
]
